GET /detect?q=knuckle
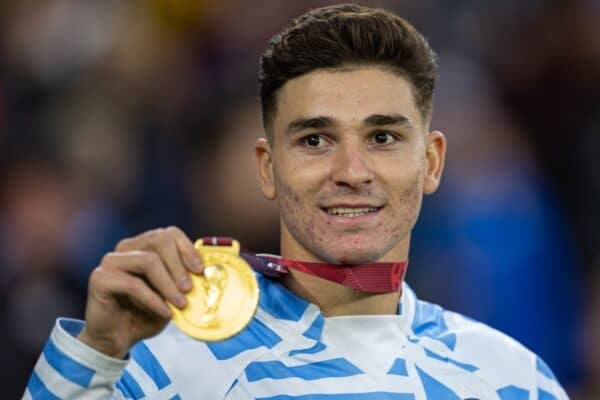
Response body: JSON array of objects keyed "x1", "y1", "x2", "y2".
[
  {"x1": 88, "y1": 268, "x2": 101, "y2": 283},
  {"x1": 115, "y1": 238, "x2": 131, "y2": 251},
  {"x1": 141, "y1": 252, "x2": 162, "y2": 269},
  {"x1": 88, "y1": 266, "x2": 108, "y2": 287},
  {"x1": 165, "y1": 225, "x2": 179, "y2": 235},
  {"x1": 148, "y1": 228, "x2": 167, "y2": 246},
  {"x1": 100, "y1": 252, "x2": 116, "y2": 267},
  {"x1": 139, "y1": 250, "x2": 155, "y2": 262}
]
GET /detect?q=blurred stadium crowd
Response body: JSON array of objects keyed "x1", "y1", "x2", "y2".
[{"x1": 0, "y1": 0, "x2": 599, "y2": 398}]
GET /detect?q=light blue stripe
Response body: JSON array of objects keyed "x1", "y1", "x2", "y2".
[
  {"x1": 538, "y1": 389, "x2": 558, "y2": 400},
  {"x1": 42, "y1": 338, "x2": 95, "y2": 387},
  {"x1": 416, "y1": 365, "x2": 460, "y2": 400},
  {"x1": 130, "y1": 342, "x2": 171, "y2": 389},
  {"x1": 303, "y1": 315, "x2": 324, "y2": 340},
  {"x1": 497, "y1": 385, "x2": 529, "y2": 400},
  {"x1": 246, "y1": 358, "x2": 363, "y2": 382},
  {"x1": 207, "y1": 318, "x2": 281, "y2": 360},
  {"x1": 258, "y1": 275, "x2": 309, "y2": 321},
  {"x1": 288, "y1": 315, "x2": 327, "y2": 356},
  {"x1": 115, "y1": 381, "x2": 133, "y2": 399},
  {"x1": 117, "y1": 370, "x2": 145, "y2": 399},
  {"x1": 411, "y1": 301, "x2": 456, "y2": 350},
  {"x1": 536, "y1": 357, "x2": 557, "y2": 381},
  {"x1": 288, "y1": 342, "x2": 327, "y2": 356},
  {"x1": 258, "y1": 393, "x2": 415, "y2": 400},
  {"x1": 27, "y1": 371, "x2": 61, "y2": 400},
  {"x1": 423, "y1": 348, "x2": 478, "y2": 372},
  {"x1": 387, "y1": 358, "x2": 408, "y2": 376}
]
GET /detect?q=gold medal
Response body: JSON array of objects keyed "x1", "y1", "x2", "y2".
[{"x1": 170, "y1": 238, "x2": 259, "y2": 341}]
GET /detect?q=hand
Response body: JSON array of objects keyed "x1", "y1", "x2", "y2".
[{"x1": 77, "y1": 227, "x2": 203, "y2": 358}]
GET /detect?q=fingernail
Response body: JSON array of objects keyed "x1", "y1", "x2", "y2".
[
  {"x1": 175, "y1": 294, "x2": 187, "y2": 308},
  {"x1": 191, "y1": 258, "x2": 203, "y2": 272},
  {"x1": 179, "y1": 276, "x2": 192, "y2": 291}
]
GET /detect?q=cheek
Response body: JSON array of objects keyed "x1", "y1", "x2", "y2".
[
  {"x1": 385, "y1": 167, "x2": 424, "y2": 233},
  {"x1": 276, "y1": 179, "x2": 301, "y2": 211},
  {"x1": 273, "y1": 158, "x2": 325, "y2": 207},
  {"x1": 274, "y1": 169, "x2": 317, "y2": 226},
  {"x1": 275, "y1": 171, "x2": 330, "y2": 229}
]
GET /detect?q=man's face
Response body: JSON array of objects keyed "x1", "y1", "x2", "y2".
[{"x1": 256, "y1": 66, "x2": 445, "y2": 264}]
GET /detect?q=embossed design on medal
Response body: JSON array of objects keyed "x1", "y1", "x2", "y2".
[
  {"x1": 197, "y1": 264, "x2": 228, "y2": 327},
  {"x1": 171, "y1": 238, "x2": 259, "y2": 341}
]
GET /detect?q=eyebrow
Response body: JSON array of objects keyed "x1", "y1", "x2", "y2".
[
  {"x1": 286, "y1": 113, "x2": 413, "y2": 134},
  {"x1": 286, "y1": 116, "x2": 334, "y2": 134},
  {"x1": 363, "y1": 113, "x2": 412, "y2": 128}
]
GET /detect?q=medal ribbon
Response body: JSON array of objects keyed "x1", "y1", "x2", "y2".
[
  {"x1": 272, "y1": 258, "x2": 407, "y2": 293},
  {"x1": 202, "y1": 237, "x2": 408, "y2": 294}
]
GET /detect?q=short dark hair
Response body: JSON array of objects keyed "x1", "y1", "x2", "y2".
[{"x1": 259, "y1": 3, "x2": 438, "y2": 140}]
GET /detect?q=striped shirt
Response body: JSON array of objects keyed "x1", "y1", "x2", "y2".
[{"x1": 24, "y1": 274, "x2": 569, "y2": 399}]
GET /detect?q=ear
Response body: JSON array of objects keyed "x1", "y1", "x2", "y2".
[
  {"x1": 255, "y1": 138, "x2": 277, "y2": 200},
  {"x1": 423, "y1": 130, "x2": 446, "y2": 195}
]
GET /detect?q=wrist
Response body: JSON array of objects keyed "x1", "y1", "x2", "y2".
[{"x1": 77, "y1": 328, "x2": 129, "y2": 359}]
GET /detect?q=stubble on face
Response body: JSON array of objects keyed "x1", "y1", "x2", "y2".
[{"x1": 276, "y1": 163, "x2": 425, "y2": 264}]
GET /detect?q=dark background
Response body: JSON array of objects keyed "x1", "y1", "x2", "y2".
[{"x1": 1, "y1": 1, "x2": 598, "y2": 398}]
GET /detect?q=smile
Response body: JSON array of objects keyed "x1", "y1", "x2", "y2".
[{"x1": 324, "y1": 207, "x2": 380, "y2": 218}]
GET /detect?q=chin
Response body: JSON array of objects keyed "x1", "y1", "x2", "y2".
[{"x1": 321, "y1": 246, "x2": 385, "y2": 265}]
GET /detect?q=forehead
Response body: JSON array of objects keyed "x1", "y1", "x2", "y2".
[{"x1": 273, "y1": 66, "x2": 422, "y2": 133}]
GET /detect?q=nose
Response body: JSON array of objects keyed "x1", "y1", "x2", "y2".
[{"x1": 330, "y1": 141, "x2": 374, "y2": 187}]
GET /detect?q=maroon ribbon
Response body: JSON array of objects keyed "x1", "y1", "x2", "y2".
[
  {"x1": 203, "y1": 237, "x2": 408, "y2": 294},
  {"x1": 276, "y1": 258, "x2": 406, "y2": 293}
]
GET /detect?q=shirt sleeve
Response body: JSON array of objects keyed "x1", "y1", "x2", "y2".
[{"x1": 22, "y1": 318, "x2": 131, "y2": 400}]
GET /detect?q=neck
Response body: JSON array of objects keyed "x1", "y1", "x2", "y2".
[
  {"x1": 281, "y1": 269, "x2": 401, "y2": 317},
  {"x1": 279, "y1": 225, "x2": 410, "y2": 316}
]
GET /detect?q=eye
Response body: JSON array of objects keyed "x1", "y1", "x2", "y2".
[
  {"x1": 302, "y1": 134, "x2": 326, "y2": 148},
  {"x1": 372, "y1": 131, "x2": 397, "y2": 145}
]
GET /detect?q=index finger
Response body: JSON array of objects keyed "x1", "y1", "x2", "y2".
[{"x1": 164, "y1": 226, "x2": 203, "y2": 273}]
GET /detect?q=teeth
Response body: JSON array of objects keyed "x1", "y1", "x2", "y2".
[{"x1": 327, "y1": 207, "x2": 378, "y2": 217}]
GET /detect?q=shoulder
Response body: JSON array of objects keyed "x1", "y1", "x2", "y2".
[
  {"x1": 443, "y1": 308, "x2": 568, "y2": 399},
  {"x1": 404, "y1": 285, "x2": 568, "y2": 399},
  {"x1": 404, "y1": 283, "x2": 537, "y2": 365},
  {"x1": 441, "y1": 307, "x2": 537, "y2": 369}
]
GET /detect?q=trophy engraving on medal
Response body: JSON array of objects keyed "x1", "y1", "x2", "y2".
[
  {"x1": 197, "y1": 264, "x2": 228, "y2": 327},
  {"x1": 170, "y1": 238, "x2": 259, "y2": 341}
]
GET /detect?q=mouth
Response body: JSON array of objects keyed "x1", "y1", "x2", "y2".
[{"x1": 322, "y1": 206, "x2": 382, "y2": 218}]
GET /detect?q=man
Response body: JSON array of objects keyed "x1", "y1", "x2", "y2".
[{"x1": 24, "y1": 4, "x2": 568, "y2": 399}]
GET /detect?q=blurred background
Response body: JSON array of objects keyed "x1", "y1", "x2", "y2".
[{"x1": 0, "y1": 0, "x2": 598, "y2": 398}]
